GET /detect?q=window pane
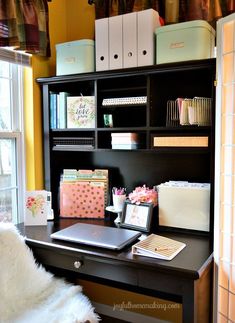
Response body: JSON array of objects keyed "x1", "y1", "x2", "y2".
[
  {"x1": 0, "y1": 139, "x2": 17, "y2": 222},
  {"x1": 0, "y1": 55, "x2": 25, "y2": 224},
  {"x1": 0, "y1": 139, "x2": 16, "y2": 176},
  {"x1": 0, "y1": 188, "x2": 17, "y2": 222},
  {"x1": 0, "y1": 64, "x2": 11, "y2": 130},
  {"x1": 0, "y1": 61, "x2": 10, "y2": 77}
]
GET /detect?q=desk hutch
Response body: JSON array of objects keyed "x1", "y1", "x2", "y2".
[{"x1": 34, "y1": 58, "x2": 216, "y2": 322}]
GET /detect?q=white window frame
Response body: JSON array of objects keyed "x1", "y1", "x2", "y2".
[{"x1": 0, "y1": 60, "x2": 26, "y2": 223}]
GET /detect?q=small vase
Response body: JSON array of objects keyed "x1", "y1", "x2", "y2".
[{"x1": 112, "y1": 194, "x2": 126, "y2": 212}]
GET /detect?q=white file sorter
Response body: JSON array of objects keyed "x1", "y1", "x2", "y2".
[
  {"x1": 157, "y1": 181, "x2": 210, "y2": 232},
  {"x1": 95, "y1": 18, "x2": 109, "y2": 71},
  {"x1": 137, "y1": 9, "x2": 161, "y2": 66},
  {"x1": 123, "y1": 12, "x2": 138, "y2": 68},
  {"x1": 109, "y1": 15, "x2": 123, "y2": 70}
]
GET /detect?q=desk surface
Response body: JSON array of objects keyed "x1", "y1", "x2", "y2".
[
  {"x1": 18, "y1": 219, "x2": 213, "y2": 322},
  {"x1": 18, "y1": 218, "x2": 213, "y2": 280}
]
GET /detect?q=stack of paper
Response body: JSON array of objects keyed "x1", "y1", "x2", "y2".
[
  {"x1": 132, "y1": 234, "x2": 186, "y2": 260},
  {"x1": 111, "y1": 132, "x2": 139, "y2": 150}
]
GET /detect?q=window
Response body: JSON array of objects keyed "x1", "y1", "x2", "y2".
[{"x1": 0, "y1": 58, "x2": 26, "y2": 223}]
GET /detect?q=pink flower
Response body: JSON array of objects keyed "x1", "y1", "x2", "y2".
[{"x1": 128, "y1": 185, "x2": 157, "y2": 206}]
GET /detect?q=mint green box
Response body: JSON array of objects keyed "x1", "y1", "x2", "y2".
[
  {"x1": 56, "y1": 39, "x2": 95, "y2": 76},
  {"x1": 155, "y1": 20, "x2": 215, "y2": 64}
]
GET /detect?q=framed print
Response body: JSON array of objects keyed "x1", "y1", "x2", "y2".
[
  {"x1": 120, "y1": 201, "x2": 153, "y2": 232},
  {"x1": 67, "y1": 96, "x2": 95, "y2": 128}
]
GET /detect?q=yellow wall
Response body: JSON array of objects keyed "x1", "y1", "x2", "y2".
[
  {"x1": 25, "y1": 0, "x2": 95, "y2": 190},
  {"x1": 66, "y1": 0, "x2": 95, "y2": 42},
  {"x1": 24, "y1": 56, "x2": 50, "y2": 189},
  {"x1": 48, "y1": 0, "x2": 95, "y2": 75},
  {"x1": 48, "y1": 0, "x2": 67, "y2": 75}
]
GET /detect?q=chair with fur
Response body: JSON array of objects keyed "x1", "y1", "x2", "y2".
[{"x1": 0, "y1": 223, "x2": 99, "y2": 323}]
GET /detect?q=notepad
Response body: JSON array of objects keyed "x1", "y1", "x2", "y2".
[{"x1": 132, "y1": 234, "x2": 186, "y2": 260}]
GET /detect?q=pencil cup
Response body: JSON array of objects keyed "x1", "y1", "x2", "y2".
[{"x1": 113, "y1": 194, "x2": 126, "y2": 212}]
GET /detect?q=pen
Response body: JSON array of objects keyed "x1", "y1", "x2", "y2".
[{"x1": 155, "y1": 247, "x2": 175, "y2": 251}]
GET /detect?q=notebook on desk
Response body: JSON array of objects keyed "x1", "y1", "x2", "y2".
[{"x1": 50, "y1": 223, "x2": 141, "y2": 250}]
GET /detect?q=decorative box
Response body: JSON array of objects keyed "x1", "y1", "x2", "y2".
[
  {"x1": 56, "y1": 39, "x2": 95, "y2": 75},
  {"x1": 155, "y1": 20, "x2": 215, "y2": 64}
]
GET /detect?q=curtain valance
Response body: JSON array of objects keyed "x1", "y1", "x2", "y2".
[
  {"x1": 0, "y1": 0, "x2": 50, "y2": 57},
  {"x1": 94, "y1": 0, "x2": 233, "y2": 27}
]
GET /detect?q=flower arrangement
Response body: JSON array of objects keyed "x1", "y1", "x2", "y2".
[
  {"x1": 112, "y1": 187, "x2": 126, "y2": 195},
  {"x1": 128, "y1": 185, "x2": 157, "y2": 206}
]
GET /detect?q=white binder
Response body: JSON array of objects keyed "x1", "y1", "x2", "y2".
[
  {"x1": 95, "y1": 18, "x2": 109, "y2": 71},
  {"x1": 123, "y1": 12, "x2": 137, "y2": 68},
  {"x1": 109, "y1": 15, "x2": 123, "y2": 70},
  {"x1": 137, "y1": 9, "x2": 161, "y2": 66}
]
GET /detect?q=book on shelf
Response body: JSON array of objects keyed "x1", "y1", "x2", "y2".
[
  {"x1": 59, "y1": 92, "x2": 69, "y2": 128},
  {"x1": 49, "y1": 91, "x2": 70, "y2": 129},
  {"x1": 67, "y1": 96, "x2": 95, "y2": 128},
  {"x1": 152, "y1": 136, "x2": 209, "y2": 148},
  {"x1": 132, "y1": 234, "x2": 186, "y2": 260},
  {"x1": 49, "y1": 92, "x2": 57, "y2": 129}
]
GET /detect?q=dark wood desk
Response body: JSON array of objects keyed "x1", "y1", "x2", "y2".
[{"x1": 17, "y1": 219, "x2": 213, "y2": 323}]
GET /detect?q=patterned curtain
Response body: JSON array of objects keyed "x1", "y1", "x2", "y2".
[
  {"x1": 0, "y1": 0, "x2": 50, "y2": 57},
  {"x1": 95, "y1": 0, "x2": 232, "y2": 27}
]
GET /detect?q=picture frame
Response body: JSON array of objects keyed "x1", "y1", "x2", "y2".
[{"x1": 120, "y1": 200, "x2": 153, "y2": 232}]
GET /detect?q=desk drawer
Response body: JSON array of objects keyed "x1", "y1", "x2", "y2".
[
  {"x1": 32, "y1": 246, "x2": 138, "y2": 285},
  {"x1": 138, "y1": 269, "x2": 184, "y2": 296}
]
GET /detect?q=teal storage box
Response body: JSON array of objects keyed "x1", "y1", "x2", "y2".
[
  {"x1": 155, "y1": 20, "x2": 215, "y2": 64},
  {"x1": 56, "y1": 39, "x2": 95, "y2": 75}
]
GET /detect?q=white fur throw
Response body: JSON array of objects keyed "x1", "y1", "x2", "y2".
[{"x1": 0, "y1": 223, "x2": 100, "y2": 323}]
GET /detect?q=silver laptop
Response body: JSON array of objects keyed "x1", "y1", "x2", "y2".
[{"x1": 50, "y1": 223, "x2": 141, "y2": 250}]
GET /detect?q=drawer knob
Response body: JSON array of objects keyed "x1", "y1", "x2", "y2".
[{"x1": 74, "y1": 261, "x2": 81, "y2": 269}]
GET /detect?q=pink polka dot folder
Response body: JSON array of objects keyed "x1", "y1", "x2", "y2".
[{"x1": 60, "y1": 181, "x2": 105, "y2": 218}]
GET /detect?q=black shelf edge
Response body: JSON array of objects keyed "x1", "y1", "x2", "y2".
[
  {"x1": 97, "y1": 127, "x2": 147, "y2": 131},
  {"x1": 149, "y1": 126, "x2": 211, "y2": 131},
  {"x1": 51, "y1": 128, "x2": 96, "y2": 132},
  {"x1": 52, "y1": 147, "x2": 210, "y2": 153},
  {"x1": 50, "y1": 126, "x2": 211, "y2": 132},
  {"x1": 97, "y1": 126, "x2": 211, "y2": 132},
  {"x1": 36, "y1": 58, "x2": 216, "y2": 85},
  {"x1": 98, "y1": 86, "x2": 147, "y2": 93}
]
